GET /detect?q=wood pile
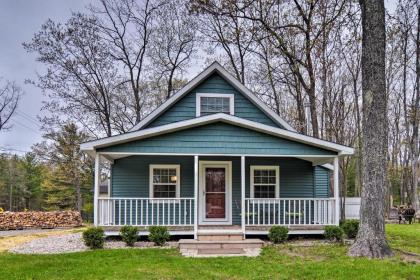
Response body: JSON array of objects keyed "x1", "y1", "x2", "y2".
[{"x1": 0, "y1": 211, "x2": 83, "y2": 230}]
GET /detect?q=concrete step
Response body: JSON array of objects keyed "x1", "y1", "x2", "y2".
[
  {"x1": 198, "y1": 248, "x2": 245, "y2": 255},
  {"x1": 197, "y1": 230, "x2": 244, "y2": 241},
  {"x1": 179, "y1": 239, "x2": 264, "y2": 250}
]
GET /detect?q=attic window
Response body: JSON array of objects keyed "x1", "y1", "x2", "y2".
[{"x1": 196, "y1": 93, "x2": 234, "y2": 117}]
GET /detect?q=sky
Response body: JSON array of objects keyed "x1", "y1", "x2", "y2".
[
  {"x1": 0, "y1": 0, "x2": 92, "y2": 154},
  {"x1": 0, "y1": 0, "x2": 398, "y2": 155}
]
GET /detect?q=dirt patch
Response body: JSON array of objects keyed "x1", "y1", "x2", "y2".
[
  {"x1": 393, "y1": 249, "x2": 420, "y2": 264},
  {"x1": 275, "y1": 245, "x2": 328, "y2": 261}
]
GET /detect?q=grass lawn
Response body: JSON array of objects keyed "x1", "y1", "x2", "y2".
[
  {"x1": 387, "y1": 223, "x2": 420, "y2": 254},
  {"x1": 0, "y1": 224, "x2": 418, "y2": 280}
]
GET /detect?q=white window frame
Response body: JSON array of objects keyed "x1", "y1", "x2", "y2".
[
  {"x1": 149, "y1": 164, "x2": 181, "y2": 199},
  {"x1": 196, "y1": 93, "x2": 235, "y2": 117},
  {"x1": 250, "y1": 166, "x2": 280, "y2": 198}
]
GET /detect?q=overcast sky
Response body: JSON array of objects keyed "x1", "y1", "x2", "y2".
[
  {"x1": 0, "y1": 0, "x2": 398, "y2": 155},
  {"x1": 0, "y1": 0, "x2": 92, "y2": 154}
]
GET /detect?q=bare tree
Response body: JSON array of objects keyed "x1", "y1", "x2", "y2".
[
  {"x1": 194, "y1": 4, "x2": 256, "y2": 84},
  {"x1": 150, "y1": 0, "x2": 197, "y2": 99},
  {"x1": 24, "y1": 14, "x2": 119, "y2": 137},
  {"x1": 411, "y1": 4, "x2": 420, "y2": 211},
  {"x1": 190, "y1": 0, "x2": 346, "y2": 138},
  {"x1": 349, "y1": 0, "x2": 393, "y2": 258},
  {"x1": 0, "y1": 79, "x2": 22, "y2": 132},
  {"x1": 92, "y1": 0, "x2": 162, "y2": 125}
]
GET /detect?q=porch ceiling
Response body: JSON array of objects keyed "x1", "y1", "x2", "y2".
[{"x1": 100, "y1": 153, "x2": 335, "y2": 168}]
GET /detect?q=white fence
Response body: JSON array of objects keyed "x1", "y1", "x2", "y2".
[
  {"x1": 344, "y1": 197, "x2": 361, "y2": 219},
  {"x1": 97, "y1": 198, "x2": 195, "y2": 226},
  {"x1": 245, "y1": 198, "x2": 336, "y2": 226}
]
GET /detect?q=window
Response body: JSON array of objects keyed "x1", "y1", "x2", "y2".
[
  {"x1": 196, "y1": 93, "x2": 234, "y2": 116},
  {"x1": 250, "y1": 166, "x2": 279, "y2": 198},
  {"x1": 149, "y1": 165, "x2": 180, "y2": 198}
]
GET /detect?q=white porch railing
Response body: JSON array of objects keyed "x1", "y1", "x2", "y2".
[
  {"x1": 244, "y1": 198, "x2": 336, "y2": 226},
  {"x1": 97, "y1": 198, "x2": 195, "y2": 227}
]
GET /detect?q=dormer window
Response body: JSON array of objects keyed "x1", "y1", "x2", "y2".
[{"x1": 196, "y1": 93, "x2": 234, "y2": 117}]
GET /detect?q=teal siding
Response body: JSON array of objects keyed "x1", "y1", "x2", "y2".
[
  {"x1": 314, "y1": 166, "x2": 330, "y2": 198},
  {"x1": 99, "y1": 122, "x2": 336, "y2": 156},
  {"x1": 111, "y1": 156, "x2": 194, "y2": 197},
  {"x1": 146, "y1": 73, "x2": 282, "y2": 128},
  {"x1": 245, "y1": 158, "x2": 315, "y2": 198},
  {"x1": 110, "y1": 155, "x2": 323, "y2": 226},
  {"x1": 111, "y1": 156, "x2": 194, "y2": 225}
]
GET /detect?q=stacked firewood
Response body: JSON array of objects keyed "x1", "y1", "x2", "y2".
[{"x1": 0, "y1": 211, "x2": 83, "y2": 230}]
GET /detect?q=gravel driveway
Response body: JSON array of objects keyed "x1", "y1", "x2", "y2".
[
  {"x1": 9, "y1": 233, "x2": 178, "y2": 254},
  {"x1": 0, "y1": 228, "x2": 72, "y2": 237}
]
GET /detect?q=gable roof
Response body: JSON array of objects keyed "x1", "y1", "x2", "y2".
[
  {"x1": 130, "y1": 61, "x2": 295, "y2": 131},
  {"x1": 81, "y1": 113, "x2": 354, "y2": 156}
]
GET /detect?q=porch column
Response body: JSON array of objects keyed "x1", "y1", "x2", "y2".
[
  {"x1": 93, "y1": 153, "x2": 100, "y2": 226},
  {"x1": 333, "y1": 156, "x2": 340, "y2": 225},
  {"x1": 241, "y1": 156, "x2": 245, "y2": 236},
  {"x1": 194, "y1": 155, "x2": 198, "y2": 239}
]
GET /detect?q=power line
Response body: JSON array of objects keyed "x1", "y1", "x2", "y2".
[
  {"x1": 11, "y1": 120, "x2": 40, "y2": 134},
  {"x1": 16, "y1": 110, "x2": 41, "y2": 128}
]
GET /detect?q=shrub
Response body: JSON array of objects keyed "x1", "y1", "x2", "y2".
[
  {"x1": 148, "y1": 226, "x2": 170, "y2": 246},
  {"x1": 324, "y1": 225, "x2": 344, "y2": 242},
  {"x1": 268, "y1": 226, "x2": 289, "y2": 243},
  {"x1": 82, "y1": 227, "x2": 105, "y2": 249},
  {"x1": 120, "y1": 225, "x2": 139, "y2": 247},
  {"x1": 341, "y1": 220, "x2": 359, "y2": 239}
]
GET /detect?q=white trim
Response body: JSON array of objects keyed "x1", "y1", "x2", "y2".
[
  {"x1": 198, "y1": 161, "x2": 232, "y2": 225},
  {"x1": 93, "y1": 153, "x2": 100, "y2": 226},
  {"x1": 100, "y1": 152, "x2": 336, "y2": 158},
  {"x1": 81, "y1": 113, "x2": 354, "y2": 156},
  {"x1": 196, "y1": 93, "x2": 235, "y2": 117},
  {"x1": 333, "y1": 157, "x2": 340, "y2": 225},
  {"x1": 193, "y1": 155, "x2": 198, "y2": 239},
  {"x1": 104, "y1": 230, "x2": 194, "y2": 236},
  {"x1": 129, "y1": 62, "x2": 295, "y2": 131},
  {"x1": 250, "y1": 166, "x2": 280, "y2": 198},
  {"x1": 241, "y1": 156, "x2": 245, "y2": 236},
  {"x1": 149, "y1": 164, "x2": 180, "y2": 199},
  {"x1": 245, "y1": 230, "x2": 325, "y2": 235}
]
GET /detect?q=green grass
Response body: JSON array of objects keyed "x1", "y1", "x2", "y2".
[
  {"x1": 0, "y1": 224, "x2": 418, "y2": 280},
  {"x1": 386, "y1": 223, "x2": 420, "y2": 254},
  {"x1": 0, "y1": 246, "x2": 418, "y2": 280}
]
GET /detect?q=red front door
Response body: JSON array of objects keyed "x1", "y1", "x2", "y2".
[{"x1": 205, "y1": 167, "x2": 226, "y2": 219}]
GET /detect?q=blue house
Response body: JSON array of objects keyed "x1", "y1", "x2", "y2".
[{"x1": 81, "y1": 62, "x2": 353, "y2": 240}]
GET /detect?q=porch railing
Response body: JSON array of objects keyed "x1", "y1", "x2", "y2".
[
  {"x1": 97, "y1": 198, "x2": 195, "y2": 227},
  {"x1": 244, "y1": 198, "x2": 336, "y2": 226}
]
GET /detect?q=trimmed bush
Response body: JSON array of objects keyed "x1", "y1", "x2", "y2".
[
  {"x1": 148, "y1": 226, "x2": 170, "y2": 246},
  {"x1": 82, "y1": 227, "x2": 105, "y2": 249},
  {"x1": 268, "y1": 226, "x2": 289, "y2": 243},
  {"x1": 324, "y1": 225, "x2": 344, "y2": 242},
  {"x1": 120, "y1": 225, "x2": 139, "y2": 247},
  {"x1": 341, "y1": 219, "x2": 359, "y2": 239}
]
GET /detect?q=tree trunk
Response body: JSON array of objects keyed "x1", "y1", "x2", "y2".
[
  {"x1": 411, "y1": 6, "x2": 420, "y2": 211},
  {"x1": 349, "y1": 0, "x2": 393, "y2": 258}
]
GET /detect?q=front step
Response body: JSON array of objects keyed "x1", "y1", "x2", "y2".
[
  {"x1": 198, "y1": 248, "x2": 245, "y2": 255},
  {"x1": 179, "y1": 239, "x2": 264, "y2": 257},
  {"x1": 197, "y1": 230, "x2": 244, "y2": 241}
]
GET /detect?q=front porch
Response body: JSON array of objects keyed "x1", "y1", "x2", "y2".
[{"x1": 93, "y1": 154, "x2": 340, "y2": 237}]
